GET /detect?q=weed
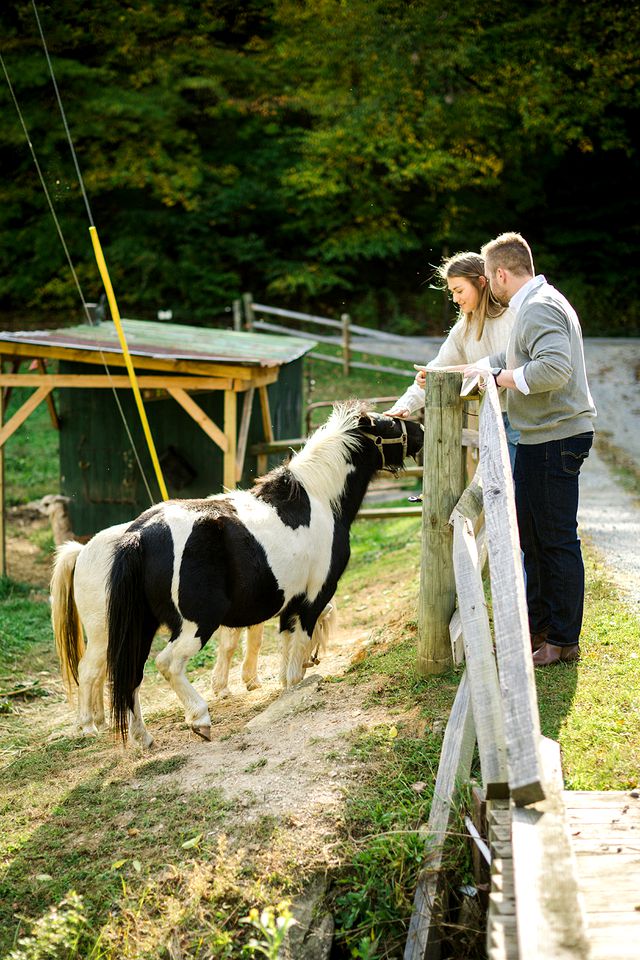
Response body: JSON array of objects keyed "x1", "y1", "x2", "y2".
[
  {"x1": 134, "y1": 756, "x2": 189, "y2": 778},
  {"x1": 244, "y1": 758, "x2": 268, "y2": 774},
  {"x1": 241, "y1": 901, "x2": 297, "y2": 959},
  {"x1": 8, "y1": 890, "x2": 86, "y2": 960}
]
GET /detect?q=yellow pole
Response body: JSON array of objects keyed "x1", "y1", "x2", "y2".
[{"x1": 89, "y1": 226, "x2": 169, "y2": 502}]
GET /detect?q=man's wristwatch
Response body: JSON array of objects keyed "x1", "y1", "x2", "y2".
[{"x1": 490, "y1": 367, "x2": 502, "y2": 384}]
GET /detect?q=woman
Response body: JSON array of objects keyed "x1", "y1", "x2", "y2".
[{"x1": 385, "y1": 251, "x2": 519, "y2": 469}]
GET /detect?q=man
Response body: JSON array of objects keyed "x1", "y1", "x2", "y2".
[{"x1": 465, "y1": 232, "x2": 596, "y2": 666}]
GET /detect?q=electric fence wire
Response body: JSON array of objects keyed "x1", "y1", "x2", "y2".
[{"x1": 1, "y1": 9, "x2": 156, "y2": 506}]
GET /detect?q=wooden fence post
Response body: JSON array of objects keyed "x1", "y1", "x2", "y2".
[
  {"x1": 417, "y1": 371, "x2": 464, "y2": 675},
  {"x1": 232, "y1": 299, "x2": 242, "y2": 331},
  {"x1": 242, "y1": 292, "x2": 255, "y2": 331},
  {"x1": 341, "y1": 312, "x2": 350, "y2": 376}
]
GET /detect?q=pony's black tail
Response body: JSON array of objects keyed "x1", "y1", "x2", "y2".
[{"x1": 107, "y1": 530, "x2": 154, "y2": 742}]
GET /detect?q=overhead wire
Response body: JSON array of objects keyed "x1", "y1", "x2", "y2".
[
  {"x1": 0, "y1": 50, "x2": 155, "y2": 507},
  {"x1": 3, "y1": 2, "x2": 173, "y2": 503}
]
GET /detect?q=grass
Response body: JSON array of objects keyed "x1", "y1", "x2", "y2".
[{"x1": 3, "y1": 388, "x2": 60, "y2": 506}]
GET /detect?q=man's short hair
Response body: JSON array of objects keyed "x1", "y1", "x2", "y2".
[{"x1": 481, "y1": 232, "x2": 534, "y2": 277}]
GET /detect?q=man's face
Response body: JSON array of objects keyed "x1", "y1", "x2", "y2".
[{"x1": 486, "y1": 264, "x2": 510, "y2": 306}]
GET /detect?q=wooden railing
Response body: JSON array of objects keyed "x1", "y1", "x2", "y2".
[
  {"x1": 406, "y1": 373, "x2": 589, "y2": 960},
  {"x1": 233, "y1": 293, "x2": 414, "y2": 378}
]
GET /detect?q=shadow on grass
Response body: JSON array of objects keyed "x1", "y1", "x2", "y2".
[
  {"x1": 0, "y1": 736, "x2": 241, "y2": 958},
  {"x1": 534, "y1": 661, "x2": 580, "y2": 743}
]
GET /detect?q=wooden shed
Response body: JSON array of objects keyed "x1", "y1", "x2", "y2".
[{"x1": 0, "y1": 318, "x2": 314, "y2": 538}]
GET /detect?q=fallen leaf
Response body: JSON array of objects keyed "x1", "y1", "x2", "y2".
[{"x1": 181, "y1": 834, "x2": 202, "y2": 850}]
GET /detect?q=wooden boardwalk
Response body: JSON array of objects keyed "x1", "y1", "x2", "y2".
[
  {"x1": 488, "y1": 789, "x2": 640, "y2": 959},
  {"x1": 565, "y1": 790, "x2": 640, "y2": 960}
]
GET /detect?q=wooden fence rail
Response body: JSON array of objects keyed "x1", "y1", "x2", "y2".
[
  {"x1": 406, "y1": 374, "x2": 587, "y2": 960},
  {"x1": 233, "y1": 294, "x2": 415, "y2": 378}
]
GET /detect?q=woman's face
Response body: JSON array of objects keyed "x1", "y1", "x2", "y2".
[{"x1": 447, "y1": 275, "x2": 483, "y2": 313}]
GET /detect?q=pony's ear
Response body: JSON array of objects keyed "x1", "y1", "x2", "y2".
[{"x1": 358, "y1": 412, "x2": 377, "y2": 428}]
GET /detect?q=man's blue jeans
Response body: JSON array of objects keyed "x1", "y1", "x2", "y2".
[{"x1": 514, "y1": 433, "x2": 593, "y2": 647}]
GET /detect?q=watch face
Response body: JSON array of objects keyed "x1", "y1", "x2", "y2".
[{"x1": 490, "y1": 367, "x2": 501, "y2": 376}]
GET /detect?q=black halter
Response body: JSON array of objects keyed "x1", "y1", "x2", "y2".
[{"x1": 361, "y1": 418, "x2": 409, "y2": 471}]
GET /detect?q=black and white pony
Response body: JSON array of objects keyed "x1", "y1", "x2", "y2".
[{"x1": 51, "y1": 403, "x2": 423, "y2": 747}]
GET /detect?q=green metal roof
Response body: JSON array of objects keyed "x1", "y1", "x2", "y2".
[{"x1": 0, "y1": 317, "x2": 316, "y2": 368}]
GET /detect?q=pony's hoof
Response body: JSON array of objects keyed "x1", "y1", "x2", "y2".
[
  {"x1": 192, "y1": 724, "x2": 211, "y2": 741},
  {"x1": 129, "y1": 733, "x2": 155, "y2": 750},
  {"x1": 78, "y1": 723, "x2": 99, "y2": 738},
  {"x1": 212, "y1": 686, "x2": 230, "y2": 699},
  {"x1": 244, "y1": 677, "x2": 262, "y2": 691}
]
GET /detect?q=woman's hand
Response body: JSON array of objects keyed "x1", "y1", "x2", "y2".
[
  {"x1": 383, "y1": 407, "x2": 411, "y2": 418},
  {"x1": 461, "y1": 364, "x2": 490, "y2": 380}
]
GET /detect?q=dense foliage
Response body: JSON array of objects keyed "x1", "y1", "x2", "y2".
[{"x1": 1, "y1": 0, "x2": 638, "y2": 333}]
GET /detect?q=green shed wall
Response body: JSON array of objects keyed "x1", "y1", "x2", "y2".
[{"x1": 59, "y1": 359, "x2": 305, "y2": 536}]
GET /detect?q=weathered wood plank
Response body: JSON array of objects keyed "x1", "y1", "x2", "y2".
[
  {"x1": 405, "y1": 671, "x2": 476, "y2": 960},
  {"x1": 487, "y1": 919, "x2": 519, "y2": 960},
  {"x1": 451, "y1": 511, "x2": 508, "y2": 798},
  {"x1": 480, "y1": 378, "x2": 544, "y2": 805},
  {"x1": 449, "y1": 608, "x2": 464, "y2": 666},
  {"x1": 511, "y1": 737, "x2": 591, "y2": 960},
  {"x1": 570, "y1": 835, "x2": 640, "y2": 850},
  {"x1": 563, "y1": 790, "x2": 640, "y2": 808},
  {"x1": 452, "y1": 471, "x2": 484, "y2": 525},
  {"x1": 417, "y1": 372, "x2": 465, "y2": 676},
  {"x1": 572, "y1": 853, "x2": 640, "y2": 875}
]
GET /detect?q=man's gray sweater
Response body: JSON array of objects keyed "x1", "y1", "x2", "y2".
[{"x1": 489, "y1": 275, "x2": 596, "y2": 444}]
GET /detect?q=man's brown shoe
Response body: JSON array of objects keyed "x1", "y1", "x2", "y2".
[
  {"x1": 531, "y1": 630, "x2": 548, "y2": 653},
  {"x1": 532, "y1": 642, "x2": 580, "y2": 667}
]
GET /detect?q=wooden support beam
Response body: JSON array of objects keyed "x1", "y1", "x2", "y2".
[
  {"x1": 258, "y1": 385, "x2": 274, "y2": 443},
  {"x1": 223, "y1": 389, "x2": 237, "y2": 490},
  {"x1": 36, "y1": 360, "x2": 60, "y2": 429},
  {"x1": 0, "y1": 342, "x2": 259, "y2": 380},
  {"x1": 0, "y1": 385, "x2": 53, "y2": 448},
  {"x1": 166, "y1": 388, "x2": 228, "y2": 452},
  {"x1": 236, "y1": 387, "x2": 255, "y2": 482},
  {"x1": 257, "y1": 385, "x2": 274, "y2": 475},
  {"x1": 0, "y1": 373, "x2": 234, "y2": 390},
  {"x1": 451, "y1": 511, "x2": 508, "y2": 798},
  {"x1": 405, "y1": 672, "x2": 476, "y2": 960},
  {"x1": 480, "y1": 379, "x2": 544, "y2": 806}
]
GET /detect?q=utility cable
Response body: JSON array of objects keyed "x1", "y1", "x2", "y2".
[
  {"x1": 29, "y1": 1, "x2": 169, "y2": 501},
  {"x1": 0, "y1": 52, "x2": 156, "y2": 506}
]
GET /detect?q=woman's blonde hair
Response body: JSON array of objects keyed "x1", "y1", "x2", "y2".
[{"x1": 434, "y1": 250, "x2": 506, "y2": 340}]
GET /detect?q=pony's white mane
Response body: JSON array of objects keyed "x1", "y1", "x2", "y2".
[{"x1": 288, "y1": 402, "x2": 365, "y2": 509}]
